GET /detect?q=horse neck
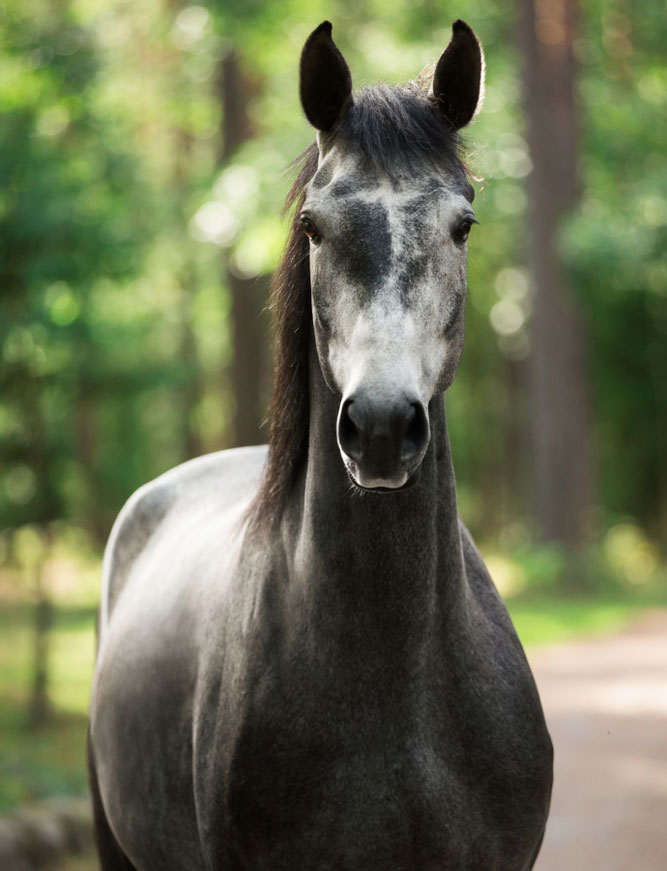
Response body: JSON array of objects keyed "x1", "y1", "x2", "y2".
[{"x1": 281, "y1": 340, "x2": 468, "y2": 660}]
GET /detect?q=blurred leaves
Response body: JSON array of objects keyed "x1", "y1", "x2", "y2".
[{"x1": 0, "y1": 0, "x2": 665, "y2": 556}]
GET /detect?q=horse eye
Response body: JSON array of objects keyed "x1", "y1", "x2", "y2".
[
  {"x1": 301, "y1": 217, "x2": 320, "y2": 242},
  {"x1": 455, "y1": 218, "x2": 474, "y2": 243}
]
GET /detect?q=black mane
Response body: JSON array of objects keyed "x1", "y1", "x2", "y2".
[
  {"x1": 340, "y1": 83, "x2": 466, "y2": 175},
  {"x1": 248, "y1": 83, "x2": 468, "y2": 530}
]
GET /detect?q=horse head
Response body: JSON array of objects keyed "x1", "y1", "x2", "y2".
[{"x1": 299, "y1": 21, "x2": 484, "y2": 490}]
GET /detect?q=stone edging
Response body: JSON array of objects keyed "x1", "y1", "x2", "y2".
[{"x1": 0, "y1": 797, "x2": 93, "y2": 871}]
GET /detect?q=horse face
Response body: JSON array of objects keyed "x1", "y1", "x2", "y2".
[
  {"x1": 299, "y1": 21, "x2": 483, "y2": 490},
  {"x1": 302, "y1": 151, "x2": 474, "y2": 490}
]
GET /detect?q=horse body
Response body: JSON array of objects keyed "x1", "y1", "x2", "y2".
[
  {"x1": 89, "y1": 19, "x2": 552, "y2": 870},
  {"x1": 91, "y1": 397, "x2": 550, "y2": 870}
]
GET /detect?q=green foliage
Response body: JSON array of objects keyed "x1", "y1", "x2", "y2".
[
  {"x1": 0, "y1": 2, "x2": 665, "y2": 583},
  {"x1": 0, "y1": 600, "x2": 95, "y2": 812},
  {"x1": 506, "y1": 595, "x2": 657, "y2": 647},
  {"x1": 0, "y1": 0, "x2": 153, "y2": 537},
  {"x1": 560, "y1": 0, "x2": 667, "y2": 537}
]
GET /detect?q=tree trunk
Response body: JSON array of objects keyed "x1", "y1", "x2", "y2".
[
  {"x1": 22, "y1": 374, "x2": 57, "y2": 726},
  {"x1": 174, "y1": 126, "x2": 203, "y2": 460},
  {"x1": 218, "y1": 50, "x2": 267, "y2": 447},
  {"x1": 177, "y1": 263, "x2": 203, "y2": 459},
  {"x1": 29, "y1": 558, "x2": 53, "y2": 728},
  {"x1": 163, "y1": 0, "x2": 204, "y2": 460},
  {"x1": 75, "y1": 368, "x2": 110, "y2": 547},
  {"x1": 520, "y1": 0, "x2": 594, "y2": 557}
]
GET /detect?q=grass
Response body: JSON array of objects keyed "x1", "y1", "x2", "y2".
[
  {"x1": 506, "y1": 595, "x2": 660, "y2": 647},
  {"x1": 0, "y1": 604, "x2": 96, "y2": 813},
  {"x1": 0, "y1": 591, "x2": 664, "y2": 814}
]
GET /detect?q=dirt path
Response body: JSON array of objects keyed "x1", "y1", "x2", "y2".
[{"x1": 530, "y1": 610, "x2": 667, "y2": 871}]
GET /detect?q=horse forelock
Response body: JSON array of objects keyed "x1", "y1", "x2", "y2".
[
  {"x1": 248, "y1": 83, "x2": 472, "y2": 532},
  {"x1": 338, "y1": 83, "x2": 467, "y2": 179}
]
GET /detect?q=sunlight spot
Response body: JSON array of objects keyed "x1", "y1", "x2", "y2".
[
  {"x1": 490, "y1": 299, "x2": 525, "y2": 336},
  {"x1": 25, "y1": 46, "x2": 55, "y2": 70},
  {"x1": 95, "y1": 16, "x2": 129, "y2": 49},
  {"x1": 46, "y1": 282, "x2": 80, "y2": 326},
  {"x1": 177, "y1": 5, "x2": 209, "y2": 33},
  {"x1": 3, "y1": 327, "x2": 34, "y2": 364},
  {"x1": 494, "y1": 183, "x2": 526, "y2": 216},
  {"x1": 495, "y1": 133, "x2": 532, "y2": 180},
  {"x1": 494, "y1": 267, "x2": 531, "y2": 302},
  {"x1": 604, "y1": 524, "x2": 659, "y2": 586},
  {"x1": 481, "y1": 86, "x2": 507, "y2": 114},
  {"x1": 535, "y1": 18, "x2": 565, "y2": 45},
  {"x1": 535, "y1": 0, "x2": 566, "y2": 45},
  {"x1": 214, "y1": 165, "x2": 259, "y2": 216},
  {"x1": 172, "y1": 6, "x2": 209, "y2": 50},
  {"x1": 498, "y1": 520, "x2": 531, "y2": 552},
  {"x1": 498, "y1": 331, "x2": 531, "y2": 361},
  {"x1": 499, "y1": 148, "x2": 532, "y2": 179},
  {"x1": 230, "y1": 240, "x2": 264, "y2": 279},
  {"x1": 230, "y1": 221, "x2": 282, "y2": 278},
  {"x1": 637, "y1": 71, "x2": 665, "y2": 106},
  {"x1": 602, "y1": 12, "x2": 633, "y2": 60},
  {"x1": 5, "y1": 466, "x2": 36, "y2": 506},
  {"x1": 190, "y1": 202, "x2": 239, "y2": 247},
  {"x1": 646, "y1": 263, "x2": 667, "y2": 295},
  {"x1": 12, "y1": 524, "x2": 48, "y2": 569},
  {"x1": 485, "y1": 554, "x2": 526, "y2": 597},
  {"x1": 637, "y1": 195, "x2": 667, "y2": 228},
  {"x1": 36, "y1": 105, "x2": 69, "y2": 137}
]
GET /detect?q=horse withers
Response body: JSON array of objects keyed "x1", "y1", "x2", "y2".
[{"x1": 89, "y1": 20, "x2": 552, "y2": 870}]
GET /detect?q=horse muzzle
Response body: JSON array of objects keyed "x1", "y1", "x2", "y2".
[{"x1": 336, "y1": 392, "x2": 430, "y2": 490}]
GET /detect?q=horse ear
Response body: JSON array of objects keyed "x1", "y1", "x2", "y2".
[
  {"x1": 431, "y1": 20, "x2": 484, "y2": 130},
  {"x1": 300, "y1": 21, "x2": 353, "y2": 132}
]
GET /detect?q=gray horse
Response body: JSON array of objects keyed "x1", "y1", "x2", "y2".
[{"x1": 88, "y1": 20, "x2": 552, "y2": 870}]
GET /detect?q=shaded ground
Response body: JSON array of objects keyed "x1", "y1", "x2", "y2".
[{"x1": 531, "y1": 610, "x2": 667, "y2": 871}]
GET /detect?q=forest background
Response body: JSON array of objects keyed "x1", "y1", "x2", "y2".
[{"x1": 0, "y1": 0, "x2": 665, "y2": 818}]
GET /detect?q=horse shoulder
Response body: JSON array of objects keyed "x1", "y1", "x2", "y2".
[
  {"x1": 90, "y1": 446, "x2": 268, "y2": 869},
  {"x1": 99, "y1": 445, "x2": 268, "y2": 634}
]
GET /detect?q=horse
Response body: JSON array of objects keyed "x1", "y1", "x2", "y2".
[{"x1": 88, "y1": 19, "x2": 552, "y2": 871}]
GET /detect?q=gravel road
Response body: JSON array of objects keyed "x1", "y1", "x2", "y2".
[{"x1": 530, "y1": 610, "x2": 667, "y2": 871}]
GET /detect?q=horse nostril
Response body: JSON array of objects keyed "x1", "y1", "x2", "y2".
[
  {"x1": 338, "y1": 399, "x2": 363, "y2": 461},
  {"x1": 402, "y1": 402, "x2": 429, "y2": 461},
  {"x1": 339, "y1": 395, "x2": 429, "y2": 472}
]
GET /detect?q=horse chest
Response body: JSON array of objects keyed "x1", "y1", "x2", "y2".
[
  {"x1": 216, "y1": 731, "x2": 443, "y2": 868},
  {"x1": 199, "y1": 658, "x2": 548, "y2": 871}
]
